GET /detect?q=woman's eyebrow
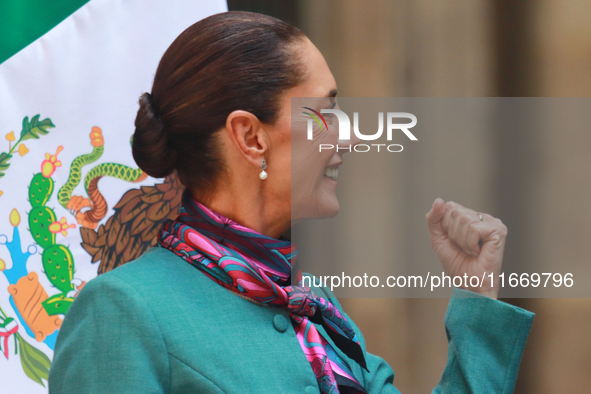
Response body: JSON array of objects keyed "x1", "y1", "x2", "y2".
[{"x1": 327, "y1": 89, "x2": 337, "y2": 97}]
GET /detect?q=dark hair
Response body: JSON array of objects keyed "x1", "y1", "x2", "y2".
[{"x1": 132, "y1": 11, "x2": 307, "y2": 195}]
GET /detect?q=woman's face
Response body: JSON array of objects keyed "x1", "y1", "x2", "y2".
[{"x1": 268, "y1": 37, "x2": 355, "y2": 224}]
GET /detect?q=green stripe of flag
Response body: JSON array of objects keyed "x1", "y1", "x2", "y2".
[{"x1": 0, "y1": 0, "x2": 89, "y2": 65}]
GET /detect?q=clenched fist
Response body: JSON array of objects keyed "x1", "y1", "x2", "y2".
[{"x1": 425, "y1": 198, "x2": 507, "y2": 299}]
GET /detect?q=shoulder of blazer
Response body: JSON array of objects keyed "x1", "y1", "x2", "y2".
[
  {"x1": 88, "y1": 249, "x2": 339, "y2": 321},
  {"x1": 92, "y1": 247, "x2": 213, "y2": 290},
  {"x1": 84, "y1": 247, "x2": 248, "y2": 312}
]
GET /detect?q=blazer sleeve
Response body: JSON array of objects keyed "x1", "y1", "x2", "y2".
[
  {"x1": 48, "y1": 273, "x2": 170, "y2": 394},
  {"x1": 317, "y1": 286, "x2": 534, "y2": 394},
  {"x1": 431, "y1": 288, "x2": 534, "y2": 394}
]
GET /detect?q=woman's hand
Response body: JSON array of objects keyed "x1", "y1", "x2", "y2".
[{"x1": 425, "y1": 198, "x2": 507, "y2": 299}]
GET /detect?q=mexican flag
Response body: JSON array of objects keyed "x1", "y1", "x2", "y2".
[{"x1": 0, "y1": 0, "x2": 226, "y2": 391}]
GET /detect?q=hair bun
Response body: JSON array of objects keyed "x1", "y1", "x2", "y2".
[{"x1": 132, "y1": 92, "x2": 177, "y2": 178}]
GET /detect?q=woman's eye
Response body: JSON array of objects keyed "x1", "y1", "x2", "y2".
[
  {"x1": 324, "y1": 101, "x2": 338, "y2": 124},
  {"x1": 324, "y1": 107, "x2": 337, "y2": 123}
]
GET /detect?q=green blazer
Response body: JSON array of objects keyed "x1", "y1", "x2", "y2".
[{"x1": 48, "y1": 247, "x2": 534, "y2": 393}]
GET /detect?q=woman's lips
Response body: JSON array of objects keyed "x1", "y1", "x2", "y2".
[{"x1": 323, "y1": 166, "x2": 339, "y2": 181}]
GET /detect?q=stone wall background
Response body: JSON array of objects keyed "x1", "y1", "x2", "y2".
[{"x1": 227, "y1": 1, "x2": 591, "y2": 391}]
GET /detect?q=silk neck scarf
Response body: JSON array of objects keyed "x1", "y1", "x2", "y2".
[{"x1": 157, "y1": 191, "x2": 368, "y2": 394}]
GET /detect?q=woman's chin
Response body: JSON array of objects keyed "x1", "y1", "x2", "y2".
[
  {"x1": 314, "y1": 182, "x2": 340, "y2": 218},
  {"x1": 317, "y1": 199, "x2": 340, "y2": 219}
]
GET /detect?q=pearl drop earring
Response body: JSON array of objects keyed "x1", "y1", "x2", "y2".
[{"x1": 259, "y1": 159, "x2": 267, "y2": 180}]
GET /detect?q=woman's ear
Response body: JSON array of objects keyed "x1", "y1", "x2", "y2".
[{"x1": 225, "y1": 110, "x2": 269, "y2": 166}]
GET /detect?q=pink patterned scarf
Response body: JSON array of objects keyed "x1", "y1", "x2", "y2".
[{"x1": 157, "y1": 191, "x2": 368, "y2": 394}]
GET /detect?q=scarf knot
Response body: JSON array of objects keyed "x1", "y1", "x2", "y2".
[{"x1": 285, "y1": 286, "x2": 319, "y2": 317}]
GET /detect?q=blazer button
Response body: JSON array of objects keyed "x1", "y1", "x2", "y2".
[
  {"x1": 273, "y1": 314, "x2": 289, "y2": 332},
  {"x1": 304, "y1": 386, "x2": 319, "y2": 394}
]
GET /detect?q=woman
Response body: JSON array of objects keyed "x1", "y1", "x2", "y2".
[{"x1": 48, "y1": 11, "x2": 533, "y2": 394}]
